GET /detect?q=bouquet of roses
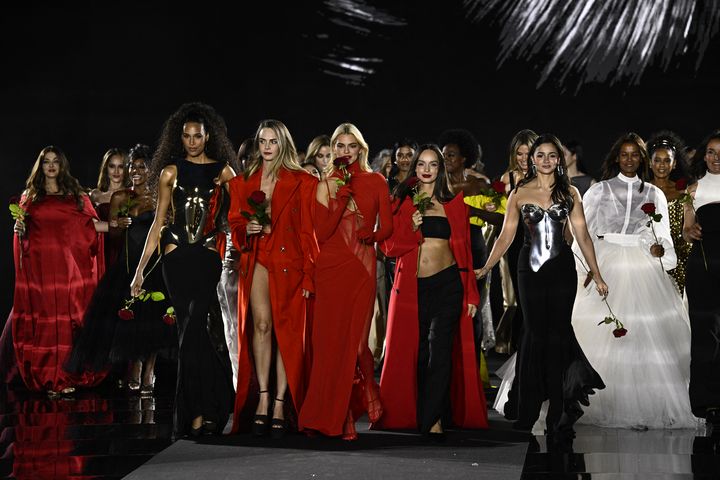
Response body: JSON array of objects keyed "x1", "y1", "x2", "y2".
[
  {"x1": 641, "y1": 202, "x2": 665, "y2": 271},
  {"x1": 240, "y1": 190, "x2": 271, "y2": 226},
  {"x1": 485, "y1": 180, "x2": 506, "y2": 209},
  {"x1": 676, "y1": 178, "x2": 708, "y2": 270},
  {"x1": 407, "y1": 177, "x2": 434, "y2": 214},
  {"x1": 9, "y1": 196, "x2": 29, "y2": 269},
  {"x1": 333, "y1": 156, "x2": 352, "y2": 186}
]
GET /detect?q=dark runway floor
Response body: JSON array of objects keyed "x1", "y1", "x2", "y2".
[{"x1": 1, "y1": 353, "x2": 719, "y2": 479}]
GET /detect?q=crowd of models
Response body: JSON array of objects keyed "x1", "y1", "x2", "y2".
[{"x1": 3, "y1": 102, "x2": 719, "y2": 444}]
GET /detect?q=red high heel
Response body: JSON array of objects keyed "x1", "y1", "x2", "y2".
[
  {"x1": 364, "y1": 382, "x2": 383, "y2": 423},
  {"x1": 342, "y1": 409, "x2": 358, "y2": 441}
]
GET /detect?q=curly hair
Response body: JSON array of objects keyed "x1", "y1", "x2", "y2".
[
  {"x1": 517, "y1": 134, "x2": 574, "y2": 212},
  {"x1": 129, "y1": 143, "x2": 153, "y2": 165},
  {"x1": 149, "y1": 102, "x2": 236, "y2": 191},
  {"x1": 646, "y1": 130, "x2": 689, "y2": 182},
  {"x1": 96, "y1": 147, "x2": 130, "y2": 191},
  {"x1": 25, "y1": 146, "x2": 85, "y2": 209},
  {"x1": 438, "y1": 129, "x2": 479, "y2": 168},
  {"x1": 601, "y1": 132, "x2": 649, "y2": 192},
  {"x1": 689, "y1": 129, "x2": 720, "y2": 181}
]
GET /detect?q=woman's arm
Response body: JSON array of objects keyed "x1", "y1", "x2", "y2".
[
  {"x1": 108, "y1": 190, "x2": 130, "y2": 238},
  {"x1": 568, "y1": 187, "x2": 608, "y2": 296},
  {"x1": 299, "y1": 175, "x2": 319, "y2": 296},
  {"x1": 130, "y1": 166, "x2": 175, "y2": 296},
  {"x1": 314, "y1": 180, "x2": 352, "y2": 243},
  {"x1": 682, "y1": 183, "x2": 702, "y2": 242},
  {"x1": 380, "y1": 200, "x2": 422, "y2": 258},
  {"x1": 474, "y1": 190, "x2": 520, "y2": 278}
]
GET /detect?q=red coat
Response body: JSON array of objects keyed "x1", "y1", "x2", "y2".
[
  {"x1": 376, "y1": 192, "x2": 487, "y2": 429},
  {"x1": 227, "y1": 168, "x2": 318, "y2": 431}
]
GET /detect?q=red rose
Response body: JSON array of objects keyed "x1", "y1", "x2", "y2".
[
  {"x1": 249, "y1": 190, "x2": 266, "y2": 205},
  {"x1": 491, "y1": 180, "x2": 506, "y2": 195},
  {"x1": 612, "y1": 327, "x2": 627, "y2": 338},
  {"x1": 675, "y1": 178, "x2": 688, "y2": 191},
  {"x1": 640, "y1": 203, "x2": 656, "y2": 215},
  {"x1": 333, "y1": 156, "x2": 351, "y2": 168},
  {"x1": 406, "y1": 176, "x2": 420, "y2": 189},
  {"x1": 162, "y1": 313, "x2": 176, "y2": 325},
  {"x1": 118, "y1": 308, "x2": 134, "y2": 321}
]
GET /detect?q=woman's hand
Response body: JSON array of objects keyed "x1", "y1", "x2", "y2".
[
  {"x1": 484, "y1": 202, "x2": 497, "y2": 213},
  {"x1": 683, "y1": 222, "x2": 702, "y2": 242},
  {"x1": 302, "y1": 289, "x2": 310, "y2": 299},
  {"x1": 116, "y1": 217, "x2": 132, "y2": 229},
  {"x1": 246, "y1": 219, "x2": 262, "y2": 236},
  {"x1": 467, "y1": 304, "x2": 478, "y2": 318},
  {"x1": 13, "y1": 219, "x2": 25, "y2": 236},
  {"x1": 411, "y1": 210, "x2": 423, "y2": 232},
  {"x1": 474, "y1": 265, "x2": 490, "y2": 279},
  {"x1": 650, "y1": 243, "x2": 665, "y2": 258},
  {"x1": 130, "y1": 272, "x2": 145, "y2": 298},
  {"x1": 594, "y1": 277, "x2": 609, "y2": 297}
]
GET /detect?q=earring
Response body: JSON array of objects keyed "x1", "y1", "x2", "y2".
[
  {"x1": 530, "y1": 163, "x2": 537, "y2": 175},
  {"x1": 557, "y1": 164, "x2": 564, "y2": 176}
]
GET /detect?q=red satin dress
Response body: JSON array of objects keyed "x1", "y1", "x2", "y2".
[
  {"x1": 375, "y1": 194, "x2": 488, "y2": 430},
  {"x1": 11, "y1": 195, "x2": 106, "y2": 392},
  {"x1": 299, "y1": 161, "x2": 393, "y2": 436},
  {"x1": 227, "y1": 168, "x2": 318, "y2": 431}
]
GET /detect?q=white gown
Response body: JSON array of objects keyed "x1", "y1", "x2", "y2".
[{"x1": 572, "y1": 173, "x2": 700, "y2": 429}]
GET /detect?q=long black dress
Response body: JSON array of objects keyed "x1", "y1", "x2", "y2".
[
  {"x1": 161, "y1": 159, "x2": 233, "y2": 438},
  {"x1": 514, "y1": 203, "x2": 604, "y2": 433}
]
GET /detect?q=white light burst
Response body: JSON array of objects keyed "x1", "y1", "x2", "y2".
[{"x1": 464, "y1": 0, "x2": 720, "y2": 90}]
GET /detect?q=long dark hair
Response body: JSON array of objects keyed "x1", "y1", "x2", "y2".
[
  {"x1": 96, "y1": 147, "x2": 129, "y2": 191},
  {"x1": 25, "y1": 146, "x2": 85, "y2": 209},
  {"x1": 646, "y1": 130, "x2": 689, "y2": 182},
  {"x1": 601, "y1": 132, "x2": 649, "y2": 192},
  {"x1": 392, "y1": 144, "x2": 454, "y2": 212},
  {"x1": 690, "y1": 129, "x2": 720, "y2": 181},
  {"x1": 149, "y1": 102, "x2": 236, "y2": 192},
  {"x1": 517, "y1": 134, "x2": 574, "y2": 211}
]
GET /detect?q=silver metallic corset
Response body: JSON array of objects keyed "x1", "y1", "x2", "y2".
[{"x1": 521, "y1": 203, "x2": 569, "y2": 272}]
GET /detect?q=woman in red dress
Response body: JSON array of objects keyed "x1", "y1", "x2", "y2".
[
  {"x1": 11, "y1": 146, "x2": 108, "y2": 395},
  {"x1": 299, "y1": 123, "x2": 393, "y2": 440},
  {"x1": 376, "y1": 145, "x2": 487, "y2": 438},
  {"x1": 228, "y1": 120, "x2": 318, "y2": 438}
]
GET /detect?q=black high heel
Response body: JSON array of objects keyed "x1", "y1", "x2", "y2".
[
  {"x1": 252, "y1": 390, "x2": 270, "y2": 437},
  {"x1": 271, "y1": 397, "x2": 286, "y2": 439}
]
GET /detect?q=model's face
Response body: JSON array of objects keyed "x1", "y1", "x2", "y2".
[
  {"x1": 315, "y1": 146, "x2": 332, "y2": 169},
  {"x1": 704, "y1": 139, "x2": 720, "y2": 175},
  {"x1": 383, "y1": 158, "x2": 393, "y2": 177},
  {"x1": 650, "y1": 148, "x2": 675, "y2": 180},
  {"x1": 516, "y1": 144, "x2": 531, "y2": 172},
  {"x1": 416, "y1": 149, "x2": 441, "y2": 184},
  {"x1": 107, "y1": 155, "x2": 125, "y2": 185},
  {"x1": 562, "y1": 146, "x2": 576, "y2": 168},
  {"x1": 442, "y1": 144, "x2": 464, "y2": 174},
  {"x1": 303, "y1": 164, "x2": 321, "y2": 179},
  {"x1": 42, "y1": 151, "x2": 60, "y2": 179},
  {"x1": 129, "y1": 158, "x2": 148, "y2": 187},
  {"x1": 258, "y1": 128, "x2": 280, "y2": 162},
  {"x1": 396, "y1": 146, "x2": 414, "y2": 173},
  {"x1": 532, "y1": 143, "x2": 560, "y2": 175},
  {"x1": 617, "y1": 142, "x2": 641, "y2": 177},
  {"x1": 334, "y1": 134, "x2": 361, "y2": 164},
  {"x1": 181, "y1": 122, "x2": 208, "y2": 158}
]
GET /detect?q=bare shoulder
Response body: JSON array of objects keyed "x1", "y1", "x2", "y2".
[
  {"x1": 160, "y1": 165, "x2": 177, "y2": 184},
  {"x1": 89, "y1": 188, "x2": 102, "y2": 204}
]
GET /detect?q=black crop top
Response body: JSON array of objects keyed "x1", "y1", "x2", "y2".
[{"x1": 421, "y1": 216, "x2": 451, "y2": 240}]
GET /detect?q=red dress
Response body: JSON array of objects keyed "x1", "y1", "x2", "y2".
[
  {"x1": 375, "y1": 193, "x2": 488, "y2": 429},
  {"x1": 227, "y1": 168, "x2": 318, "y2": 431},
  {"x1": 299, "y1": 161, "x2": 393, "y2": 436},
  {"x1": 11, "y1": 195, "x2": 106, "y2": 392}
]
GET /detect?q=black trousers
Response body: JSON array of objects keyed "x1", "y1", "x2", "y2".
[
  {"x1": 162, "y1": 244, "x2": 233, "y2": 438},
  {"x1": 416, "y1": 264, "x2": 463, "y2": 433}
]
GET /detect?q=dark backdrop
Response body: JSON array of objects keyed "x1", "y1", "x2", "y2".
[{"x1": 2, "y1": 1, "x2": 718, "y2": 317}]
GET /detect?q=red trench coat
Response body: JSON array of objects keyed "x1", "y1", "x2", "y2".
[
  {"x1": 375, "y1": 192, "x2": 488, "y2": 429},
  {"x1": 227, "y1": 168, "x2": 318, "y2": 432}
]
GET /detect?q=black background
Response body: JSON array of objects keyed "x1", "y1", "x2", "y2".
[{"x1": 2, "y1": 1, "x2": 718, "y2": 317}]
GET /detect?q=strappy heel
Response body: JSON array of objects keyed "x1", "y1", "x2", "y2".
[
  {"x1": 270, "y1": 397, "x2": 287, "y2": 439},
  {"x1": 342, "y1": 408, "x2": 357, "y2": 441},
  {"x1": 252, "y1": 390, "x2": 270, "y2": 436}
]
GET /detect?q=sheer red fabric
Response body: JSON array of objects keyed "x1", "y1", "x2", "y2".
[
  {"x1": 11, "y1": 195, "x2": 106, "y2": 392},
  {"x1": 375, "y1": 193, "x2": 488, "y2": 430},
  {"x1": 299, "y1": 162, "x2": 393, "y2": 436},
  {"x1": 227, "y1": 169, "x2": 318, "y2": 431}
]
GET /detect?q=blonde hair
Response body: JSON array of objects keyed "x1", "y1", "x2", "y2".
[
  {"x1": 329, "y1": 123, "x2": 372, "y2": 174},
  {"x1": 505, "y1": 129, "x2": 538, "y2": 174},
  {"x1": 306, "y1": 135, "x2": 331, "y2": 165},
  {"x1": 244, "y1": 119, "x2": 303, "y2": 179}
]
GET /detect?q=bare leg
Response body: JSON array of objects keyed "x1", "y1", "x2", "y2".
[
  {"x1": 273, "y1": 350, "x2": 288, "y2": 421},
  {"x1": 250, "y1": 263, "x2": 273, "y2": 420},
  {"x1": 142, "y1": 353, "x2": 157, "y2": 387}
]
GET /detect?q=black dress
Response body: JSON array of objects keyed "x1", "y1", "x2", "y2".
[
  {"x1": 514, "y1": 203, "x2": 605, "y2": 433},
  {"x1": 161, "y1": 159, "x2": 233, "y2": 438},
  {"x1": 66, "y1": 202, "x2": 175, "y2": 374}
]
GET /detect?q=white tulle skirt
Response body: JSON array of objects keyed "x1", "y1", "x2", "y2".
[{"x1": 572, "y1": 238, "x2": 700, "y2": 429}]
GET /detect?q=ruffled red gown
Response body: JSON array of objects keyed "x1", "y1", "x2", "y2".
[
  {"x1": 299, "y1": 161, "x2": 393, "y2": 436},
  {"x1": 227, "y1": 168, "x2": 318, "y2": 432},
  {"x1": 375, "y1": 194, "x2": 488, "y2": 430},
  {"x1": 11, "y1": 195, "x2": 106, "y2": 392}
]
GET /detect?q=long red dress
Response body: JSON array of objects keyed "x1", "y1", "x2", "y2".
[
  {"x1": 227, "y1": 168, "x2": 318, "y2": 432},
  {"x1": 375, "y1": 193, "x2": 488, "y2": 429},
  {"x1": 11, "y1": 194, "x2": 106, "y2": 392},
  {"x1": 299, "y1": 161, "x2": 393, "y2": 436}
]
